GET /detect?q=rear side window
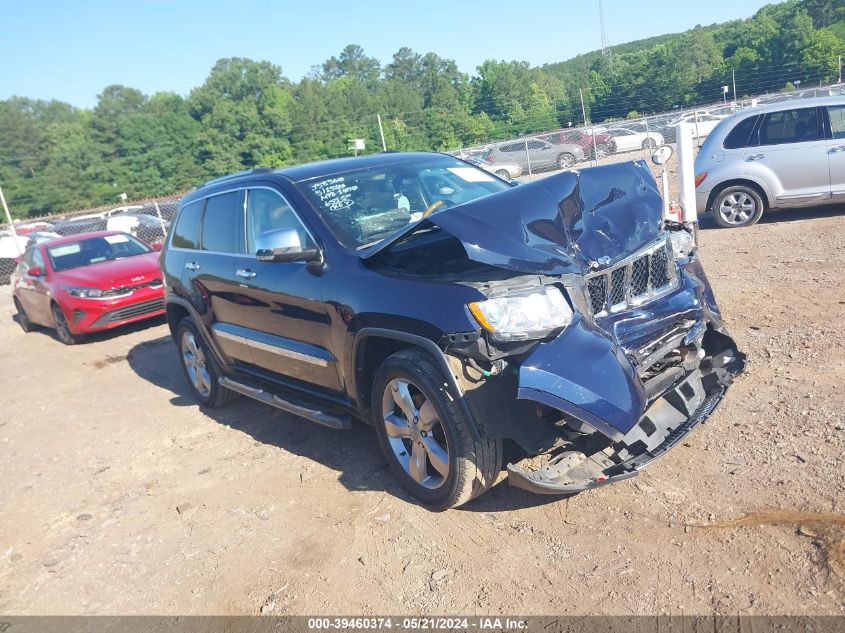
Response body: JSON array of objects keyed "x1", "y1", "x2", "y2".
[
  {"x1": 172, "y1": 199, "x2": 204, "y2": 249},
  {"x1": 201, "y1": 191, "x2": 242, "y2": 253},
  {"x1": 723, "y1": 115, "x2": 759, "y2": 149},
  {"x1": 759, "y1": 108, "x2": 818, "y2": 145}
]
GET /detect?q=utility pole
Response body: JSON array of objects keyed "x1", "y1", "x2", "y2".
[
  {"x1": 0, "y1": 184, "x2": 22, "y2": 256},
  {"x1": 377, "y1": 114, "x2": 387, "y2": 152},
  {"x1": 732, "y1": 70, "x2": 737, "y2": 106},
  {"x1": 839, "y1": 55, "x2": 842, "y2": 84}
]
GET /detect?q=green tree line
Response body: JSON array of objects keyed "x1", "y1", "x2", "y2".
[{"x1": 1, "y1": 0, "x2": 842, "y2": 218}]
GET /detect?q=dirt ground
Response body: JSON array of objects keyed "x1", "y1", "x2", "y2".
[{"x1": 1, "y1": 192, "x2": 844, "y2": 616}]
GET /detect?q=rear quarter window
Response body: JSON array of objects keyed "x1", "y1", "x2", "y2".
[
  {"x1": 172, "y1": 199, "x2": 204, "y2": 249},
  {"x1": 723, "y1": 115, "x2": 760, "y2": 149}
]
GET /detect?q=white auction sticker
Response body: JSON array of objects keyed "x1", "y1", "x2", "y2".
[
  {"x1": 447, "y1": 167, "x2": 495, "y2": 182},
  {"x1": 104, "y1": 234, "x2": 130, "y2": 244}
]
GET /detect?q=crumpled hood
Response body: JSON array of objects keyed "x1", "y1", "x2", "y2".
[{"x1": 363, "y1": 160, "x2": 664, "y2": 275}]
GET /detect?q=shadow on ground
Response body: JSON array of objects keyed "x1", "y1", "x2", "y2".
[
  {"x1": 11, "y1": 312, "x2": 167, "y2": 346},
  {"x1": 127, "y1": 334, "x2": 562, "y2": 512},
  {"x1": 699, "y1": 203, "x2": 845, "y2": 230}
]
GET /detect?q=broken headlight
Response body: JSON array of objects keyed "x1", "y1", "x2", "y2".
[
  {"x1": 668, "y1": 230, "x2": 695, "y2": 260},
  {"x1": 468, "y1": 286, "x2": 572, "y2": 342}
]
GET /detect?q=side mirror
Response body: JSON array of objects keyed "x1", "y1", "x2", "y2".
[
  {"x1": 651, "y1": 145, "x2": 674, "y2": 165},
  {"x1": 27, "y1": 266, "x2": 44, "y2": 277},
  {"x1": 255, "y1": 228, "x2": 320, "y2": 263}
]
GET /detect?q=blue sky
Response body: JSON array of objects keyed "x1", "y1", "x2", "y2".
[{"x1": 1, "y1": 0, "x2": 772, "y2": 108}]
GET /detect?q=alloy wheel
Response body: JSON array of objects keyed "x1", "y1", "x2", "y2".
[
  {"x1": 181, "y1": 331, "x2": 211, "y2": 397},
  {"x1": 718, "y1": 192, "x2": 757, "y2": 226},
  {"x1": 381, "y1": 378, "x2": 450, "y2": 489}
]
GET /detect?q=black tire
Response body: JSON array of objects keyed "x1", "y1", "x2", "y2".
[
  {"x1": 14, "y1": 297, "x2": 35, "y2": 333},
  {"x1": 495, "y1": 169, "x2": 511, "y2": 181},
  {"x1": 52, "y1": 303, "x2": 82, "y2": 345},
  {"x1": 371, "y1": 349, "x2": 502, "y2": 510},
  {"x1": 175, "y1": 317, "x2": 238, "y2": 407},
  {"x1": 557, "y1": 152, "x2": 576, "y2": 169},
  {"x1": 642, "y1": 138, "x2": 657, "y2": 150},
  {"x1": 593, "y1": 143, "x2": 610, "y2": 159},
  {"x1": 711, "y1": 185, "x2": 766, "y2": 228}
]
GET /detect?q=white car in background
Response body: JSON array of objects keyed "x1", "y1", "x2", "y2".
[
  {"x1": 607, "y1": 127, "x2": 665, "y2": 152},
  {"x1": 670, "y1": 112, "x2": 725, "y2": 139}
]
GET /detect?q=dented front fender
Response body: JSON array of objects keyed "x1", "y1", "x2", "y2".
[{"x1": 518, "y1": 315, "x2": 646, "y2": 440}]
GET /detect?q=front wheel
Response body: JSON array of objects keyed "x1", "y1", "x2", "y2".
[
  {"x1": 557, "y1": 152, "x2": 576, "y2": 169},
  {"x1": 495, "y1": 169, "x2": 511, "y2": 181},
  {"x1": 52, "y1": 303, "x2": 82, "y2": 345},
  {"x1": 176, "y1": 317, "x2": 238, "y2": 407},
  {"x1": 593, "y1": 143, "x2": 610, "y2": 159},
  {"x1": 642, "y1": 138, "x2": 657, "y2": 150},
  {"x1": 712, "y1": 185, "x2": 765, "y2": 228},
  {"x1": 372, "y1": 349, "x2": 501, "y2": 509}
]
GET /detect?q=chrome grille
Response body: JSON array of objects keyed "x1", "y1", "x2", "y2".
[{"x1": 585, "y1": 239, "x2": 677, "y2": 317}]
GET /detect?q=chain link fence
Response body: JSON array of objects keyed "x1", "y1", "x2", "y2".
[
  {"x1": 0, "y1": 196, "x2": 180, "y2": 285},
  {"x1": 2, "y1": 65, "x2": 844, "y2": 286},
  {"x1": 449, "y1": 82, "x2": 845, "y2": 184}
]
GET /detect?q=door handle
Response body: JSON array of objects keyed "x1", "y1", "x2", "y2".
[
  {"x1": 829, "y1": 146, "x2": 845, "y2": 154},
  {"x1": 235, "y1": 268, "x2": 256, "y2": 279},
  {"x1": 746, "y1": 153, "x2": 765, "y2": 161},
  {"x1": 184, "y1": 261, "x2": 200, "y2": 271}
]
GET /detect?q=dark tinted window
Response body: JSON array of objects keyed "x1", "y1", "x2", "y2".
[
  {"x1": 499, "y1": 143, "x2": 518, "y2": 153},
  {"x1": 723, "y1": 115, "x2": 759, "y2": 149},
  {"x1": 526, "y1": 140, "x2": 544, "y2": 150},
  {"x1": 172, "y1": 200, "x2": 204, "y2": 249},
  {"x1": 201, "y1": 191, "x2": 242, "y2": 253},
  {"x1": 246, "y1": 189, "x2": 314, "y2": 254},
  {"x1": 759, "y1": 108, "x2": 818, "y2": 145}
]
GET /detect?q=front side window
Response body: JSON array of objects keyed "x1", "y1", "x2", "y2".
[
  {"x1": 31, "y1": 248, "x2": 45, "y2": 271},
  {"x1": 827, "y1": 105, "x2": 845, "y2": 139},
  {"x1": 246, "y1": 188, "x2": 314, "y2": 255},
  {"x1": 201, "y1": 191, "x2": 242, "y2": 253},
  {"x1": 47, "y1": 234, "x2": 150, "y2": 272},
  {"x1": 172, "y1": 199, "x2": 204, "y2": 250},
  {"x1": 759, "y1": 108, "x2": 818, "y2": 145},
  {"x1": 298, "y1": 157, "x2": 511, "y2": 248}
]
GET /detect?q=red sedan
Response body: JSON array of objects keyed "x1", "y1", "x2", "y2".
[{"x1": 11, "y1": 231, "x2": 165, "y2": 344}]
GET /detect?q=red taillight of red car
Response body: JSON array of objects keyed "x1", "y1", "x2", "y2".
[{"x1": 694, "y1": 172, "x2": 708, "y2": 188}]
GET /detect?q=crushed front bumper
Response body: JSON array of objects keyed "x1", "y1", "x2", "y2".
[{"x1": 506, "y1": 321, "x2": 745, "y2": 494}]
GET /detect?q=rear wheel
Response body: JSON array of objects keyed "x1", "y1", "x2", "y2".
[
  {"x1": 557, "y1": 152, "x2": 576, "y2": 169},
  {"x1": 14, "y1": 297, "x2": 35, "y2": 333},
  {"x1": 372, "y1": 349, "x2": 501, "y2": 509},
  {"x1": 712, "y1": 185, "x2": 765, "y2": 228},
  {"x1": 642, "y1": 138, "x2": 657, "y2": 150},
  {"x1": 52, "y1": 303, "x2": 82, "y2": 345},
  {"x1": 176, "y1": 317, "x2": 238, "y2": 407}
]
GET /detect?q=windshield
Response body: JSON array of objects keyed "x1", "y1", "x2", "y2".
[
  {"x1": 47, "y1": 233, "x2": 150, "y2": 272},
  {"x1": 297, "y1": 156, "x2": 511, "y2": 248}
]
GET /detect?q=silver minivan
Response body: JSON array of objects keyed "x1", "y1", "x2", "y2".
[{"x1": 695, "y1": 95, "x2": 845, "y2": 228}]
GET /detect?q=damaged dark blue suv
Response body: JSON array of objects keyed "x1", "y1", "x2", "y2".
[{"x1": 161, "y1": 152, "x2": 745, "y2": 509}]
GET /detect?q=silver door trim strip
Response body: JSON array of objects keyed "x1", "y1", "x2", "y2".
[{"x1": 248, "y1": 338, "x2": 329, "y2": 367}]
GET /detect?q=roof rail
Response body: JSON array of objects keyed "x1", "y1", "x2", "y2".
[{"x1": 201, "y1": 167, "x2": 274, "y2": 188}]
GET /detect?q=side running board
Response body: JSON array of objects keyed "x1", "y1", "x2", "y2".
[{"x1": 219, "y1": 377, "x2": 351, "y2": 430}]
